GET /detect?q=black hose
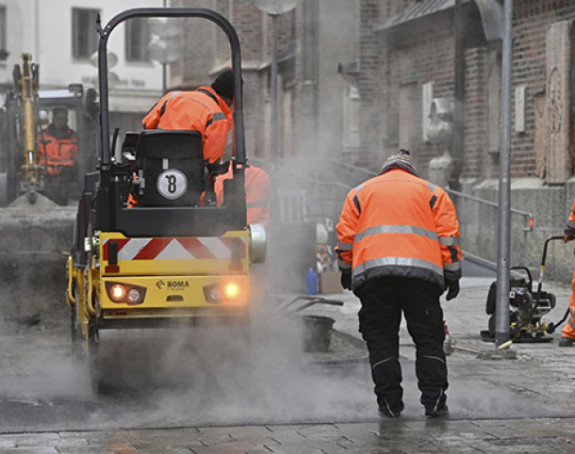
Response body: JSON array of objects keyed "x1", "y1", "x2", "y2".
[
  {"x1": 548, "y1": 307, "x2": 570, "y2": 334},
  {"x1": 527, "y1": 235, "x2": 564, "y2": 325}
]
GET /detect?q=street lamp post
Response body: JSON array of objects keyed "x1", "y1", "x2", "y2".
[
  {"x1": 270, "y1": 13, "x2": 279, "y2": 163},
  {"x1": 253, "y1": 0, "x2": 300, "y2": 161},
  {"x1": 495, "y1": 0, "x2": 514, "y2": 353}
]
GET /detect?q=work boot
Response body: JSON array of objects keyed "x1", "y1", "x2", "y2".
[
  {"x1": 558, "y1": 337, "x2": 574, "y2": 347},
  {"x1": 425, "y1": 404, "x2": 449, "y2": 418},
  {"x1": 378, "y1": 400, "x2": 403, "y2": 418}
]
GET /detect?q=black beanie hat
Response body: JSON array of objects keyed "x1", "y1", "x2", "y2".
[{"x1": 211, "y1": 70, "x2": 234, "y2": 100}]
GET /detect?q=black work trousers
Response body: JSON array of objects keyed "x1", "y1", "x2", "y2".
[{"x1": 356, "y1": 276, "x2": 448, "y2": 412}]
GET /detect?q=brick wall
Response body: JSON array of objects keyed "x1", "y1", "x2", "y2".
[
  {"x1": 357, "y1": 0, "x2": 383, "y2": 170},
  {"x1": 173, "y1": 0, "x2": 217, "y2": 88},
  {"x1": 374, "y1": 6, "x2": 456, "y2": 176},
  {"x1": 510, "y1": 0, "x2": 574, "y2": 180},
  {"x1": 464, "y1": 46, "x2": 489, "y2": 180},
  {"x1": 365, "y1": 0, "x2": 575, "y2": 182}
]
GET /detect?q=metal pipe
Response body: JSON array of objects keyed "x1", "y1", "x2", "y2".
[
  {"x1": 495, "y1": 0, "x2": 513, "y2": 348},
  {"x1": 451, "y1": 0, "x2": 465, "y2": 190},
  {"x1": 162, "y1": 62, "x2": 167, "y2": 94},
  {"x1": 162, "y1": 0, "x2": 167, "y2": 94},
  {"x1": 445, "y1": 187, "x2": 532, "y2": 218},
  {"x1": 478, "y1": 200, "x2": 482, "y2": 253},
  {"x1": 270, "y1": 14, "x2": 279, "y2": 161},
  {"x1": 524, "y1": 220, "x2": 529, "y2": 265}
]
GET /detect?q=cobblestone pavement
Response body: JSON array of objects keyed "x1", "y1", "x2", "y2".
[
  {"x1": 2, "y1": 277, "x2": 575, "y2": 453},
  {"x1": 2, "y1": 417, "x2": 575, "y2": 453}
]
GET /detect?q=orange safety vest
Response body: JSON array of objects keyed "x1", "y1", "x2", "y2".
[
  {"x1": 566, "y1": 198, "x2": 575, "y2": 233},
  {"x1": 214, "y1": 163, "x2": 271, "y2": 225},
  {"x1": 37, "y1": 129, "x2": 78, "y2": 175},
  {"x1": 562, "y1": 198, "x2": 575, "y2": 339},
  {"x1": 142, "y1": 86, "x2": 232, "y2": 164},
  {"x1": 336, "y1": 168, "x2": 462, "y2": 290}
]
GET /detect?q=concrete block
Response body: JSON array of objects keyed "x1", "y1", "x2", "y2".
[
  {"x1": 268, "y1": 222, "x2": 317, "y2": 294},
  {"x1": 319, "y1": 271, "x2": 343, "y2": 294},
  {"x1": 546, "y1": 21, "x2": 573, "y2": 184}
]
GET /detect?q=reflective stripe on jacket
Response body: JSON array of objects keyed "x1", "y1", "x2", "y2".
[
  {"x1": 141, "y1": 86, "x2": 232, "y2": 164},
  {"x1": 335, "y1": 168, "x2": 462, "y2": 291},
  {"x1": 37, "y1": 131, "x2": 78, "y2": 175},
  {"x1": 214, "y1": 162, "x2": 271, "y2": 225}
]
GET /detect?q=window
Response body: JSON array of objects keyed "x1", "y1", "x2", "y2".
[
  {"x1": 72, "y1": 8, "x2": 100, "y2": 60},
  {"x1": 343, "y1": 84, "x2": 360, "y2": 150},
  {"x1": 398, "y1": 84, "x2": 416, "y2": 151},
  {"x1": 126, "y1": 18, "x2": 150, "y2": 63},
  {"x1": 421, "y1": 81, "x2": 434, "y2": 142},
  {"x1": 0, "y1": 5, "x2": 7, "y2": 61}
]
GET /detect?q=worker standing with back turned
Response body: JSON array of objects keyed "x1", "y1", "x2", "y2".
[{"x1": 335, "y1": 149, "x2": 462, "y2": 418}]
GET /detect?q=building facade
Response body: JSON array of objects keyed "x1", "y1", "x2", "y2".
[
  {"x1": 360, "y1": 0, "x2": 575, "y2": 183},
  {"x1": 358, "y1": 0, "x2": 575, "y2": 278},
  {"x1": 0, "y1": 0, "x2": 167, "y2": 132},
  {"x1": 175, "y1": 0, "x2": 359, "y2": 165}
]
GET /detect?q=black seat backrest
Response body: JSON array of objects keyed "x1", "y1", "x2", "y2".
[
  {"x1": 135, "y1": 130, "x2": 204, "y2": 206},
  {"x1": 121, "y1": 132, "x2": 139, "y2": 156}
]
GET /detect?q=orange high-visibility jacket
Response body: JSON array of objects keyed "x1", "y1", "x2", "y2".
[
  {"x1": 214, "y1": 162, "x2": 271, "y2": 225},
  {"x1": 562, "y1": 197, "x2": 575, "y2": 339},
  {"x1": 142, "y1": 86, "x2": 232, "y2": 164},
  {"x1": 565, "y1": 198, "x2": 575, "y2": 235},
  {"x1": 37, "y1": 129, "x2": 78, "y2": 175},
  {"x1": 336, "y1": 168, "x2": 462, "y2": 290}
]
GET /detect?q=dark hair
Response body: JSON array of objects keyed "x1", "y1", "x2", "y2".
[
  {"x1": 52, "y1": 107, "x2": 68, "y2": 118},
  {"x1": 211, "y1": 70, "x2": 235, "y2": 100}
]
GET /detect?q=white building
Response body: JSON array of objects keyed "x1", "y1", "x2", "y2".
[{"x1": 0, "y1": 0, "x2": 168, "y2": 129}]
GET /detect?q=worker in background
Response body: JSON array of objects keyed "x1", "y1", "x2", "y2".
[
  {"x1": 558, "y1": 201, "x2": 575, "y2": 346},
  {"x1": 214, "y1": 160, "x2": 270, "y2": 306},
  {"x1": 37, "y1": 107, "x2": 78, "y2": 176},
  {"x1": 214, "y1": 161, "x2": 271, "y2": 225},
  {"x1": 142, "y1": 70, "x2": 234, "y2": 164},
  {"x1": 335, "y1": 149, "x2": 462, "y2": 419}
]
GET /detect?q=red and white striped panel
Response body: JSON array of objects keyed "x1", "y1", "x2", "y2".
[{"x1": 102, "y1": 237, "x2": 246, "y2": 261}]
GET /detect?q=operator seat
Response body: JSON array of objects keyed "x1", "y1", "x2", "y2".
[{"x1": 134, "y1": 130, "x2": 204, "y2": 206}]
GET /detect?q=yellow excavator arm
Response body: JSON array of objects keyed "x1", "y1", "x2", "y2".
[{"x1": 13, "y1": 53, "x2": 44, "y2": 189}]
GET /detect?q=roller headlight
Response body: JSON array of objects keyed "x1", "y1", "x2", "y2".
[
  {"x1": 110, "y1": 284, "x2": 126, "y2": 302},
  {"x1": 224, "y1": 282, "x2": 240, "y2": 299},
  {"x1": 204, "y1": 280, "x2": 244, "y2": 304},
  {"x1": 105, "y1": 282, "x2": 146, "y2": 305}
]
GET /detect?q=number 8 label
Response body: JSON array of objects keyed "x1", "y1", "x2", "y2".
[{"x1": 157, "y1": 169, "x2": 187, "y2": 200}]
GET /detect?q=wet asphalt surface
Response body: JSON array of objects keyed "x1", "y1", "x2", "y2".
[
  {"x1": 2, "y1": 270, "x2": 575, "y2": 452},
  {"x1": 0, "y1": 311, "x2": 375, "y2": 434}
]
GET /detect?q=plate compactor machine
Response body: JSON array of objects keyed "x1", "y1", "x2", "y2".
[
  {"x1": 66, "y1": 8, "x2": 266, "y2": 392},
  {"x1": 481, "y1": 236, "x2": 569, "y2": 342}
]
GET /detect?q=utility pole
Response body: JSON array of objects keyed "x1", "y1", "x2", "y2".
[{"x1": 494, "y1": 0, "x2": 515, "y2": 357}]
